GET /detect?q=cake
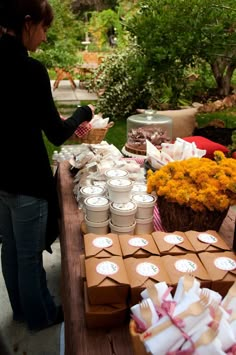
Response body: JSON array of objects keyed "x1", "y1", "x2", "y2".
[{"x1": 124, "y1": 112, "x2": 172, "y2": 156}]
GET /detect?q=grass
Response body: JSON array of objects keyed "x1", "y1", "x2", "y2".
[
  {"x1": 44, "y1": 103, "x2": 236, "y2": 163},
  {"x1": 196, "y1": 108, "x2": 236, "y2": 128}
]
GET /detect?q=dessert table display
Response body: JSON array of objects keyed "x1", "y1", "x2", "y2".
[{"x1": 57, "y1": 142, "x2": 236, "y2": 355}]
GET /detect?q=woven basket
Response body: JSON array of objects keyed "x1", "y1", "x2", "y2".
[
  {"x1": 129, "y1": 320, "x2": 149, "y2": 355},
  {"x1": 157, "y1": 196, "x2": 229, "y2": 232},
  {"x1": 80, "y1": 121, "x2": 114, "y2": 144}
]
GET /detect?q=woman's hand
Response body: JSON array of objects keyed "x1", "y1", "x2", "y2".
[{"x1": 88, "y1": 104, "x2": 95, "y2": 117}]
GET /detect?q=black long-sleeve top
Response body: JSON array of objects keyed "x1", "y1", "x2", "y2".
[{"x1": 0, "y1": 34, "x2": 92, "y2": 201}]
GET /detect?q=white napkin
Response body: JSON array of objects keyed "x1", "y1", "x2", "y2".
[
  {"x1": 230, "y1": 317, "x2": 236, "y2": 337},
  {"x1": 174, "y1": 276, "x2": 200, "y2": 303},
  {"x1": 181, "y1": 325, "x2": 225, "y2": 355},
  {"x1": 141, "y1": 281, "x2": 173, "y2": 304},
  {"x1": 130, "y1": 297, "x2": 159, "y2": 330},
  {"x1": 143, "y1": 292, "x2": 212, "y2": 355},
  {"x1": 199, "y1": 288, "x2": 222, "y2": 304},
  {"x1": 217, "y1": 315, "x2": 236, "y2": 351},
  {"x1": 90, "y1": 115, "x2": 109, "y2": 128}
]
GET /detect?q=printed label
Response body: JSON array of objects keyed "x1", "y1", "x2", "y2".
[
  {"x1": 133, "y1": 194, "x2": 155, "y2": 203},
  {"x1": 109, "y1": 179, "x2": 131, "y2": 187},
  {"x1": 128, "y1": 237, "x2": 149, "y2": 247},
  {"x1": 87, "y1": 196, "x2": 108, "y2": 206},
  {"x1": 132, "y1": 184, "x2": 147, "y2": 193},
  {"x1": 214, "y1": 257, "x2": 236, "y2": 271},
  {"x1": 112, "y1": 202, "x2": 136, "y2": 211},
  {"x1": 175, "y1": 259, "x2": 198, "y2": 273},
  {"x1": 82, "y1": 186, "x2": 103, "y2": 195},
  {"x1": 198, "y1": 233, "x2": 218, "y2": 244},
  {"x1": 96, "y1": 261, "x2": 119, "y2": 276},
  {"x1": 136, "y1": 262, "x2": 159, "y2": 276},
  {"x1": 93, "y1": 237, "x2": 113, "y2": 248},
  {"x1": 106, "y1": 169, "x2": 127, "y2": 177},
  {"x1": 164, "y1": 234, "x2": 184, "y2": 245}
]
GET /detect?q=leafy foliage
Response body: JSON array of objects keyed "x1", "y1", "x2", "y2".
[
  {"x1": 32, "y1": 0, "x2": 83, "y2": 69},
  {"x1": 90, "y1": 0, "x2": 236, "y2": 120},
  {"x1": 90, "y1": 42, "x2": 152, "y2": 120},
  {"x1": 128, "y1": 0, "x2": 236, "y2": 96}
]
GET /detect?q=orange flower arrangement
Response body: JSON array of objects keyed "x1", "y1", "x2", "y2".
[{"x1": 147, "y1": 151, "x2": 236, "y2": 212}]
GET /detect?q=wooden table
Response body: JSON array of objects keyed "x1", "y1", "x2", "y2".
[
  {"x1": 57, "y1": 161, "x2": 134, "y2": 355},
  {"x1": 57, "y1": 161, "x2": 236, "y2": 355}
]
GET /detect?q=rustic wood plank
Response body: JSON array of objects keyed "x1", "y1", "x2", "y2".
[{"x1": 57, "y1": 161, "x2": 134, "y2": 355}]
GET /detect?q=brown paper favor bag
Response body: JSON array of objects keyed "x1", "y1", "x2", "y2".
[
  {"x1": 185, "y1": 230, "x2": 231, "y2": 253},
  {"x1": 85, "y1": 256, "x2": 130, "y2": 305},
  {"x1": 119, "y1": 234, "x2": 160, "y2": 258},
  {"x1": 198, "y1": 251, "x2": 236, "y2": 297},
  {"x1": 161, "y1": 254, "x2": 211, "y2": 293},
  {"x1": 84, "y1": 233, "x2": 122, "y2": 258},
  {"x1": 124, "y1": 256, "x2": 171, "y2": 305},
  {"x1": 152, "y1": 231, "x2": 195, "y2": 255}
]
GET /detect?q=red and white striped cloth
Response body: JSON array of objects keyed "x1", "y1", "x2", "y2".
[{"x1": 153, "y1": 205, "x2": 166, "y2": 232}]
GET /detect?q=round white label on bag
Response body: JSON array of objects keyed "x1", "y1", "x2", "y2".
[
  {"x1": 198, "y1": 233, "x2": 218, "y2": 244},
  {"x1": 136, "y1": 262, "x2": 159, "y2": 276},
  {"x1": 164, "y1": 234, "x2": 184, "y2": 245},
  {"x1": 93, "y1": 237, "x2": 113, "y2": 248},
  {"x1": 128, "y1": 237, "x2": 149, "y2": 247},
  {"x1": 214, "y1": 257, "x2": 236, "y2": 271},
  {"x1": 175, "y1": 259, "x2": 198, "y2": 273},
  {"x1": 96, "y1": 261, "x2": 119, "y2": 275}
]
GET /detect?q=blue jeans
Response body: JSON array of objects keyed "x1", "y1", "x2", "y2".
[{"x1": 0, "y1": 191, "x2": 57, "y2": 330}]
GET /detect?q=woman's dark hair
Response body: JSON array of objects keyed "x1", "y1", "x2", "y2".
[{"x1": 0, "y1": 0, "x2": 54, "y2": 34}]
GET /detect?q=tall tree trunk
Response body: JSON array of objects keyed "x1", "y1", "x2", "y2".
[{"x1": 211, "y1": 60, "x2": 236, "y2": 96}]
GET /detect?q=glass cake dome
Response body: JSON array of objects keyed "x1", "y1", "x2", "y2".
[{"x1": 125, "y1": 110, "x2": 172, "y2": 156}]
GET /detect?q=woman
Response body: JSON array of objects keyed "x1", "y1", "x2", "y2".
[{"x1": 0, "y1": 0, "x2": 94, "y2": 331}]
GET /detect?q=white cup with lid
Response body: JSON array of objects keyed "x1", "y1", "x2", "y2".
[
  {"x1": 79, "y1": 185, "x2": 105, "y2": 208},
  {"x1": 105, "y1": 169, "x2": 129, "y2": 180},
  {"x1": 110, "y1": 201, "x2": 137, "y2": 227},
  {"x1": 84, "y1": 196, "x2": 110, "y2": 223},
  {"x1": 135, "y1": 216, "x2": 154, "y2": 234},
  {"x1": 132, "y1": 193, "x2": 157, "y2": 219},
  {"x1": 107, "y1": 178, "x2": 133, "y2": 203},
  {"x1": 85, "y1": 215, "x2": 110, "y2": 235},
  {"x1": 131, "y1": 183, "x2": 147, "y2": 195},
  {"x1": 109, "y1": 219, "x2": 136, "y2": 236}
]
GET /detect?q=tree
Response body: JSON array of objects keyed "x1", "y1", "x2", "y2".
[
  {"x1": 72, "y1": 0, "x2": 118, "y2": 13},
  {"x1": 32, "y1": 0, "x2": 83, "y2": 69},
  {"x1": 128, "y1": 0, "x2": 236, "y2": 96}
]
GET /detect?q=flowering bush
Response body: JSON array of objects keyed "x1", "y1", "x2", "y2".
[{"x1": 147, "y1": 151, "x2": 236, "y2": 212}]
